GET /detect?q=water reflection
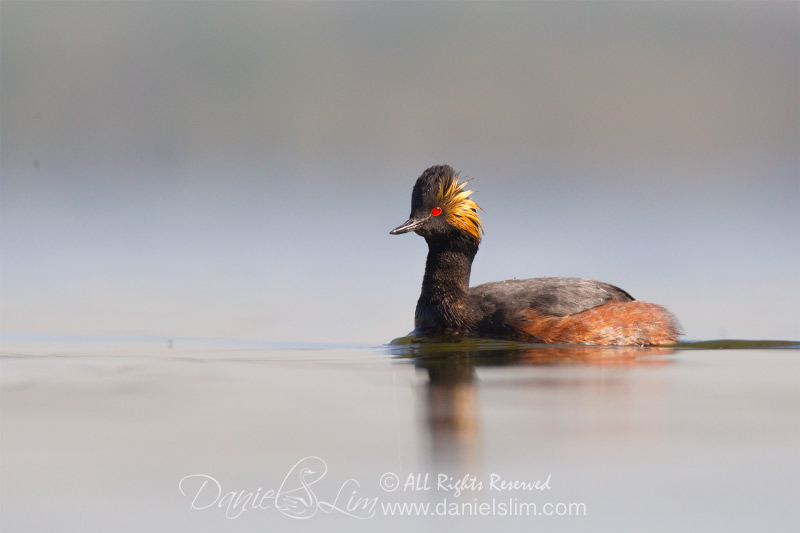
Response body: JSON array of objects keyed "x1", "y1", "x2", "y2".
[
  {"x1": 418, "y1": 355, "x2": 479, "y2": 467},
  {"x1": 391, "y1": 341, "x2": 676, "y2": 469}
]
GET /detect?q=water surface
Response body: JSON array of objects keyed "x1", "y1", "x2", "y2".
[{"x1": 1, "y1": 338, "x2": 798, "y2": 531}]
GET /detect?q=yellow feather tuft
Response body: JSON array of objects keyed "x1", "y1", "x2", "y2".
[{"x1": 435, "y1": 174, "x2": 484, "y2": 243}]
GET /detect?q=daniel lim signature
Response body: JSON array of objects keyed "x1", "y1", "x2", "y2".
[{"x1": 178, "y1": 456, "x2": 378, "y2": 520}]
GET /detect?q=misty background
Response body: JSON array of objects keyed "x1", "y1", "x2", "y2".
[{"x1": 1, "y1": 1, "x2": 798, "y2": 344}]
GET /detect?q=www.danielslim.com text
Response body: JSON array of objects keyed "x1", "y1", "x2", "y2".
[{"x1": 381, "y1": 498, "x2": 586, "y2": 517}]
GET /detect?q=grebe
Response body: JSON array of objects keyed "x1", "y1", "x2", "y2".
[{"x1": 390, "y1": 165, "x2": 681, "y2": 345}]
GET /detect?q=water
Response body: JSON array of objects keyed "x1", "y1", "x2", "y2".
[{"x1": 1, "y1": 337, "x2": 798, "y2": 532}]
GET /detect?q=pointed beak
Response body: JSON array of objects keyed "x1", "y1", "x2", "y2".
[{"x1": 390, "y1": 217, "x2": 427, "y2": 235}]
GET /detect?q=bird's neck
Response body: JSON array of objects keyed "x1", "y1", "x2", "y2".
[{"x1": 415, "y1": 235, "x2": 478, "y2": 336}]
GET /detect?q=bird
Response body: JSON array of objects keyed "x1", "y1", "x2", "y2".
[
  {"x1": 277, "y1": 467, "x2": 319, "y2": 518},
  {"x1": 390, "y1": 165, "x2": 681, "y2": 345}
]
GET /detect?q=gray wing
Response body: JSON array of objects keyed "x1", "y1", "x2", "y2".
[{"x1": 469, "y1": 277, "x2": 634, "y2": 321}]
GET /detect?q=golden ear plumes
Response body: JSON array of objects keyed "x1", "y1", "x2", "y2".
[{"x1": 435, "y1": 174, "x2": 484, "y2": 243}]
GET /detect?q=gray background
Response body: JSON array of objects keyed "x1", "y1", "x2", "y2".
[{"x1": 2, "y1": 1, "x2": 798, "y2": 344}]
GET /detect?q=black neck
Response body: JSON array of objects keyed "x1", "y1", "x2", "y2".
[{"x1": 414, "y1": 234, "x2": 478, "y2": 335}]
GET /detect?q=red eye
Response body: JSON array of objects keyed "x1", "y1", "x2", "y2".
[{"x1": 430, "y1": 207, "x2": 442, "y2": 216}]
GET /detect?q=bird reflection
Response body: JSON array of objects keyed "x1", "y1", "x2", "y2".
[
  {"x1": 419, "y1": 355, "x2": 478, "y2": 466},
  {"x1": 391, "y1": 340, "x2": 676, "y2": 469}
]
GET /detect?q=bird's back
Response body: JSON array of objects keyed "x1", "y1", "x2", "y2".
[{"x1": 469, "y1": 277, "x2": 680, "y2": 345}]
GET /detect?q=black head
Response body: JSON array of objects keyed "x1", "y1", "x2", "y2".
[{"x1": 390, "y1": 165, "x2": 483, "y2": 243}]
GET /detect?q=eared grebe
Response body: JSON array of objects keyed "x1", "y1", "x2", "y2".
[{"x1": 390, "y1": 165, "x2": 681, "y2": 345}]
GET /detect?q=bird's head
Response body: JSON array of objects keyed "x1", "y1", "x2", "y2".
[{"x1": 390, "y1": 165, "x2": 484, "y2": 244}]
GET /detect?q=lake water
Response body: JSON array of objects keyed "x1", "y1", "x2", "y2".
[{"x1": 2, "y1": 337, "x2": 798, "y2": 532}]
